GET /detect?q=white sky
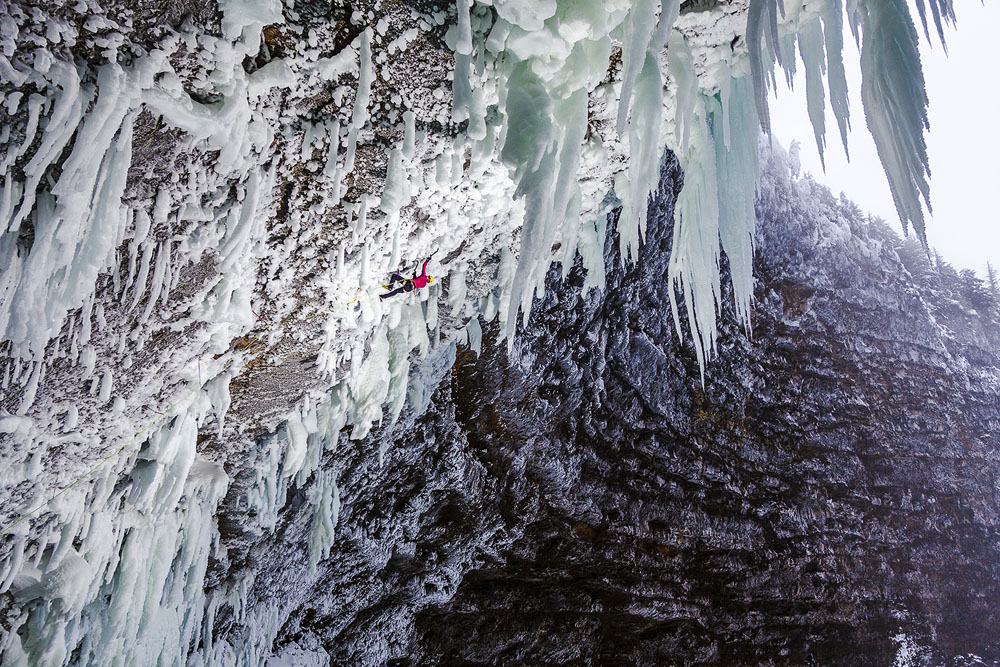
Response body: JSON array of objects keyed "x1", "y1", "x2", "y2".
[{"x1": 767, "y1": 0, "x2": 1000, "y2": 275}]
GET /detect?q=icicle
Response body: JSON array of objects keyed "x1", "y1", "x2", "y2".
[
  {"x1": 387, "y1": 217, "x2": 402, "y2": 270},
  {"x1": 619, "y1": 50, "x2": 664, "y2": 263},
  {"x1": 450, "y1": 135, "x2": 465, "y2": 186},
  {"x1": 0, "y1": 533, "x2": 27, "y2": 595},
  {"x1": 16, "y1": 361, "x2": 41, "y2": 415},
  {"x1": 860, "y1": 0, "x2": 932, "y2": 241},
  {"x1": 713, "y1": 76, "x2": 760, "y2": 331},
  {"x1": 323, "y1": 118, "x2": 341, "y2": 180},
  {"x1": 129, "y1": 240, "x2": 154, "y2": 312},
  {"x1": 349, "y1": 324, "x2": 391, "y2": 442},
  {"x1": 159, "y1": 239, "x2": 173, "y2": 309},
  {"x1": 385, "y1": 310, "x2": 414, "y2": 433},
  {"x1": 335, "y1": 245, "x2": 345, "y2": 281},
  {"x1": 300, "y1": 122, "x2": 324, "y2": 161},
  {"x1": 455, "y1": 0, "x2": 473, "y2": 56},
  {"x1": 669, "y1": 94, "x2": 720, "y2": 384},
  {"x1": 353, "y1": 195, "x2": 369, "y2": 244},
  {"x1": 798, "y1": 18, "x2": 828, "y2": 168},
  {"x1": 76, "y1": 348, "x2": 95, "y2": 382},
  {"x1": 452, "y1": 52, "x2": 473, "y2": 124},
  {"x1": 823, "y1": 0, "x2": 851, "y2": 157},
  {"x1": 307, "y1": 469, "x2": 339, "y2": 575},
  {"x1": 1, "y1": 63, "x2": 134, "y2": 361},
  {"x1": 425, "y1": 289, "x2": 439, "y2": 331},
  {"x1": 466, "y1": 316, "x2": 482, "y2": 355},
  {"x1": 912, "y1": 0, "x2": 955, "y2": 50},
  {"x1": 98, "y1": 369, "x2": 112, "y2": 402},
  {"x1": 669, "y1": 31, "x2": 698, "y2": 153},
  {"x1": 360, "y1": 245, "x2": 370, "y2": 288},
  {"x1": 79, "y1": 292, "x2": 93, "y2": 346},
  {"x1": 6, "y1": 60, "x2": 89, "y2": 236},
  {"x1": 502, "y1": 69, "x2": 587, "y2": 341},
  {"x1": 281, "y1": 416, "x2": 309, "y2": 480},
  {"x1": 380, "y1": 147, "x2": 405, "y2": 215},
  {"x1": 139, "y1": 240, "x2": 168, "y2": 324},
  {"x1": 343, "y1": 29, "x2": 373, "y2": 177},
  {"x1": 746, "y1": 0, "x2": 785, "y2": 133},
  {"x1": 616, "y1": 0, "x2": 678, "y2": 136},
  {"x1": 206, "y1": 372, "x2": 232, "y2": 436},
  {"x1": 402, "y1": 110, "x2": 416, "y2": 160}
]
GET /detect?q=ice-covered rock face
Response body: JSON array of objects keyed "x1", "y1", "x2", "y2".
[
  {"x1": 266, "y1": 150, "x2": 999, "y2": 665},
  {"x1": 0, "y1": 0, "x2": 980, "y2": 664}
]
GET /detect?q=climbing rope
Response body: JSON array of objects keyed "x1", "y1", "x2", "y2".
[{"x1": 0, "y1": 287, "x2": 372, "y2": 537}]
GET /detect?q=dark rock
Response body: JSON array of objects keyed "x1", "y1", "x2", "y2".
[{"x1": 237, "y1": 150, "x2": 1000, "y2": 666}]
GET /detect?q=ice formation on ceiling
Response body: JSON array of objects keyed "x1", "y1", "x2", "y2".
[
  {"x1": 0, "y1": 0, "x2": 953, "y2": 663},
  {"x1": 0, "y1": 0, "x2": 949, "y2": 369}
]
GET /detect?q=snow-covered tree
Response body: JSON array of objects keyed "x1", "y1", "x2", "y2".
[
  {"x1": 959, "y1": 269, "x2": 994, "y2": 313},
  {"x1": 933, "y1": 251, "x2": 961, "y2": 297},
  {"x1": 896, "y1": 235, "x2": 933, "y2": 284},
  {"x1": 986, "y1": 262, "x2": 999, "y2": 302}
]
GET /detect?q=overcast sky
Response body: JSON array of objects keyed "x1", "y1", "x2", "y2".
[{"x1": 767, "y1": 0, "x2": 999, "y2": 275}]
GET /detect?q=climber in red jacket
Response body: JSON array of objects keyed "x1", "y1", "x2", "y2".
[{"x1": 380, "y1": 260, "x2": 434, "y2": 299}]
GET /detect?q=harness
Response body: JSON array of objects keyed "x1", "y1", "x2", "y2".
[{"x1": 382, "y1": 278, "x2": 416, "y2": 292}]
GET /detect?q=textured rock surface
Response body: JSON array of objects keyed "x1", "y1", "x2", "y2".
[
  {"x1": 241, "y1": 151, "x2": 1000, "y2": 665},
  {"x1": 1, "y1": 0, "x2": 993, "y2": 662}
]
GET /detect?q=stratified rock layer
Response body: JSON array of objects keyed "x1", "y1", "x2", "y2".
[{"x1": 262, "y1": 151, "x2": 1000, "y2": 665}]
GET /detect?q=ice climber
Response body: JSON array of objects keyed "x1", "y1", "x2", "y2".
[{"x1": 380, "y1": 260, "x2": 434, "y2": 299}]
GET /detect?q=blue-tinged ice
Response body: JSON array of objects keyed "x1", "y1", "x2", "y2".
[
  {"x1": 1, "y1": 63, "x2": 135, "y2": 362},
  {"x1": 307, "y1": 469, "x2": 340, "y2": 576},
  {"x1": 912, "y1": 0, "x2": 955, "y2": 50},
  {"x1": 501, "y1": 64, "x2": 588, "y2": 339},
  {"x1": 822, "y1": 0, "x2": 851, "y2": 157},
  {"x1": 668, "y1": 95, "x2": 720, "y2": 380},
  {"x1": 618, "y1": 50, "x2": 664, "y2": 264},
  {"x1": 797, "y1": 18, "x2": 829, "y2": 167},
  {"x1": 859, "y1": 0, "x2": 932, "y2": 241},
  {"x1": 746, "y1": 0, "x2": 785, "y2": 134},
  {"x1": 615, "y1": 0, "x2": 658, "y2": 136},
  {"x1": 712, "y1": 76, "x2": 760, "y2": 332}
]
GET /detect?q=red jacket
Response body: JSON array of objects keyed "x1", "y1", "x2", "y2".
[{"x1": 411, "y1": 261, "x2": 430, "y2": 289}]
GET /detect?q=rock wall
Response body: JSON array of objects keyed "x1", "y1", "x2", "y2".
[
  {"x1": 0, "y1": 0, "x2": 993, "y2": 661},
  {"x1": 254, "y1": 150, "x2": 1000, "y2": 665}
]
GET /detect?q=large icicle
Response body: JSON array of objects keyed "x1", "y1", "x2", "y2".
[
  {"x1": 617, "y1": 0, "x2": 680, "y2": 136},
  {"x1": 616, "y1": 0, "x2": 659, "y2": 136},
  {"x1": 666, "y1": 31, "x2": 761, "y2": 378},
  {"x1": 746, "y1": 0, "x2": 786, "y2": 134},
  {"x1": 822, "y1": 0, "x2": 851, "y2": 157},
  {"x1": 502, "y1": 77, "x2": 588, "y2": 338},
  {"x1": 1, "y1": 64, "x2": 136, "y2": 361},
  {"x1": 859, "y1": 0, "x2": 932, "y2": 241},
  {"x1": 712, "y1": 75, "x2": 760, "y2": 331},
  {"x1": 669, "y1": 95, "x2": 721, "y2": 381},
  {"x1": 797, "y1": 18, "x2": 829, "y2": 167},
  {"x1": 618, "y1": 50, "x2": 665, "y2": 264}
]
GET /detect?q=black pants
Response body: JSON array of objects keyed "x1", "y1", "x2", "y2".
[{"x1": 380, "y1": 281, "x2": 415, "y2": 299}]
